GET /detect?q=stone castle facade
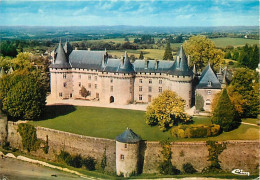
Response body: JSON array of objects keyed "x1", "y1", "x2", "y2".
[{"x1": 50, "y1": 41, "x2": 226, "y2": 110}]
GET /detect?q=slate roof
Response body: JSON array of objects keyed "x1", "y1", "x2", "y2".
[
  {"x1": 116, "y1": 128, "x2": 141, "y2": 143},
  {"x1": 133, "y1": 60, "x2": 173, "y2": 73},
  {"x1": 63, "y1": 41, "x2": 73, "y2": 55},
  {"x1": 50, "y1": 44, "x2": 193, "y2": 76},
  {"x1": 69, "y1": 50, "x2": 105, "y2": 70},
  {"x1": 50, "y1": 42, "x2": 71, "y2": 69},
  {"x1": 196, "y1": 64, "x2": 221, "y2": 89},
  {"x1": 168, "y1": 46, "x2": 193, "y2": 76}
]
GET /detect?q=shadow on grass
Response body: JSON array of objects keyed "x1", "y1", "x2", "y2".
[{"x1": 38, "y1": 105, "x2": 76, "y2": 121}]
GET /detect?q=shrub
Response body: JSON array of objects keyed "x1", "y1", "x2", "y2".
[
  {"x1": 159, "y1": 161, "x2": 180, "y2": 175},
  {"x1": 17, "y1": 123, "x2": 40, "y2": 152},
  {"x1": 82, "y1": 156, "x2": 96, "y2": 171},
  {"x1": 171, "y1": 124, "x2": 221, "y2": 138},
  {"x1": 183, "y1": 163, "x2": 197, "y2": 174},
  {"x1": 70, "y1": 155, "x2": 83, "y2": 168}
]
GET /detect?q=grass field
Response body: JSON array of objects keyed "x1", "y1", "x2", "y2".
[
  {"x1": 211, "y1": 37, "x2": 258, "y2": 48},
  {"x1": 30, "y1": 106, "x2": 259, "y2": 141}
]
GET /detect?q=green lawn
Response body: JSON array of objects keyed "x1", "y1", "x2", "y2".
[
  {"x1": 211, "y1": 37, "x2": 258, "y2": 48},
  {"x1": 31, "y1": 106, "x2": 259, "y2": 141}
]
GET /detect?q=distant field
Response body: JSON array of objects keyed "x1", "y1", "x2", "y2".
[
  {"x1": 211, "y1": 37, "x2": 258, "y2": 48},
  {"x1": 30, "y1": 105, "x2": 259, "y2": 141}
]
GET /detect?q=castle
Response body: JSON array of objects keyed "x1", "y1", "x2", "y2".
[{"x1": 50, "y1": 41, "x2": 227, "y2": 111}]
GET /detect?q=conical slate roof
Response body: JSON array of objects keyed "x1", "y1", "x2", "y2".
[
  {"x1": 116, "y1": 128, "x2": 141, "y2": 143},
  {"x1": 118, "y1": 52, "x2": 135, "y2": 73},
  {"x1": 50, "y1": 42, "x2": 71, "y2": 69},
  {"x1": 168, "y1": 46, "x2": 193, "y2": 76},
  {"x1": 63, "y1": 41, "x2": 73, "y2": 55},
  {"x1": 196, "y1": 63, "x2": 221, "y2": 89}
]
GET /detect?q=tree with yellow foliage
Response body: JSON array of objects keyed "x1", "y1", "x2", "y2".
[
  {"x1": 146, "y1": 90, "x2": 191, "y2": 131},
  {"x1": 183, "y1": 35, "x2": 224, "y2": 71}
]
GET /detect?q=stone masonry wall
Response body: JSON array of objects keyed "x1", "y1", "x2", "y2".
[
  {"x1": 6, "y1": 122, "x2": 259, "y2": 174},
  {"x1": 7, "y1": 122, "x2": 116, "y2": 172},
  {"x1": 142, "y1": 140, "x2": 259, "y2": 173}
]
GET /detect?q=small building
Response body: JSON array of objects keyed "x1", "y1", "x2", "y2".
[
  {"x1": 115, "y1": 128, "x2": 141, "y2": 177},
  {"x1": 195, "y1": 64, "x2": 226, "y2": 112}
]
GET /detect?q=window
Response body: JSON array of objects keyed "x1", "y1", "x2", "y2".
[
  {"x1": 148, "y1": 95, "x2": 152, "y2": 102},
  {"x1": 88, "y1": 83, "x2": 91, "y2": 88},
  {"x1": 125, "y1": 144, "x2": 127, "y2": 148},
  {"x1": 206, "y1": 99, "x2": 211, "y2": 105},
  {"x1": 130, "y1": 87, "x2": 132, "y2": 93},
  {"x1": 139, "y1": 86, "x2": 142, "y2": 92},
  {"x1": 120, "y1": 154, "x2": 124, "y2": 160},
  {"x1": 96, "y1": 93, "x2": 99, "y2": 98},
  {"x1": 78, "y1": 74, "x2": 81, "y2": 79},
  {"x1": 88, "y1": 75, "x2": 91, "y2": 80},
  {"x1": 59, "y1": 92, "x2": 62, "y2": 97},
  {"x1": 95, "y1": 76, "x2": 97, "y2": 81},
  {"x1": 139, "y1": 95, "x2": 142, "y2": 101},
  {"x1": 208, "y1": 81, "x2": 212, "y2": 87},
  {"x1": 78, "y1": 82, "x2": 81, "y2": 87},
  {"x1": 110, "y1": 86, "x2": 113, "y2": 92},
  {"x1": 63, "y1": 82, "x2": 67, "y2": 88},
  {"x1": 148, "y1": 86, "x2": 152, "y2": 92},
  {"x1": 139, "y1": 79, "x2": 142, "y2": 83},
  {"x1": 70, "y1": 93, "x2": 73, "y2": 98},
  {"x1": 110, "y1": 79, "x2": 113, "y2": 83},
  {"x1": 95, "y1": 84, "x2": 97, "y2": 89},
  {"x1": 159, "y1": 79, "x2": 162, "y2": 84},
  {"x1": 159, "y1": 87, "x2": 162, "y2": 93},
  {"x1": 63, "y1": 74, "x2": 66, "y2": 79},
  {"x1": 149, "y1": 79, "x2": 152, "y2": 84}
]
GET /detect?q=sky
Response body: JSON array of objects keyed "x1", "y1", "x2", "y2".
[{"x1": 0, "y1": 0, "x2": 259, "y2": 26}]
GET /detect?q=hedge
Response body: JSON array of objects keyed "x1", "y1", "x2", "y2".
[{"x1": 171, "y1": 124, "x2": 221, "y2": 138}]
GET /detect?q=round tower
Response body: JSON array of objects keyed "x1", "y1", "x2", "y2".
[{"x1": 115, "y1": 128, "x2": 141, "y2": 177}]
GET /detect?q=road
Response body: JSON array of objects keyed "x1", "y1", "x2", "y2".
[{"x1": 0, "y1": 157, "x2": 85, "y2": 180}]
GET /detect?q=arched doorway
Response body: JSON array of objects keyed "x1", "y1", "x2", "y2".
[{"x1": 110, "y1": 96, "x2": 114, "y2": 103}]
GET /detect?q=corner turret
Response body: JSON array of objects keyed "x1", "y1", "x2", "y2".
[
  {"x1": 50, "y1": 41, "x2": 71, "y2": 69},
  {"x1": 116, "y1": 128, "x2": 141, "y2": 177},
  {"x1": 118, "y1": 52, "x2": 135, "y2": 73}
]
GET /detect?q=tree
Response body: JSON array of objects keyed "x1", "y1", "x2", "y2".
[
  {"x1": 227, "y1": 68, "x2": 259, "y2": 117},
  {"x1": 195, "y1": 93, "x2": 204, "y2": 111},
  {"x1": 163, "y1": 42, "x2": 173, "y2": 60},
  {"x1": 183, "y1": 35, "x2": 224, "y2": 71},
  {"x1": 139, "y1": 51, "x2": 144, "y2": 60},
  {"x1": 124, "y1": 37, "x2": 129, "y2": 42},
  {"x1": 146, "y1": 90, "x2": 190, "y2": 131},
  {"x1": 1, "y1": 70, "x2": 47, "y2": 120},
  {"x1": 80, "y1": 86, "x2": 90, "y2": 99},
  {"x1": 211, "y1": 89, "x2": 240, "y2": 132}
]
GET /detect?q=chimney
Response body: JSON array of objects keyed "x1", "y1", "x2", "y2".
[
  {"x1": 145, "y1": 59, "x2": 148, "y2": 69},
  {"x1": 188, "y1": 55, "x2": 190, "y2": 67},
  {"x1": 155, "y1": 59, "x2": 159, "y2": 69},
  {"x1": 75, "y1": 47, "x2": 78, "y2": 50},
  {"x1": 88, "y1": 48, "x2": 91, "y2": 51},
  {"x1": 176, "y1": 56, "x2": 180, "y2": 68}
]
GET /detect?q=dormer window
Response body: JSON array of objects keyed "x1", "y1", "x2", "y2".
[{"x1": 208, "y1": 81, "x2": 212, "y2": 87}]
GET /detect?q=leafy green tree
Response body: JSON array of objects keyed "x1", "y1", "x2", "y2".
[
  {"x1": 146, "y1": 90, "x2": 191, "y2": 131},
  {"x1": 205, "y1": 141, "x2": 226, "y2": 171},
  {"x1": 163, "y1": 42, "x2": 173, "y2": 60},
  {"x1": 211, "y1": 89, "x2": 240, "y2": 132},
  {"x1": 158, "y1": 140, "x2": 180, "y2": 175},
  {"x1": 227, "y1": 68, "x2": 259, "y2": 117},
  {"x1": 139, "y1": 51, "x2": 144, "y2": 60},
  {"x1": 80, "y1": 86, "x2": 90, "y2": 99},
  {"x1": 195, "y1": 93, "x2": 204, "y2": 111},
  {"x1": 0, "y1": 41, "x2": 18, "y2": 57},
  {"x1": 1, "y1": 70, "x2": 47, "y2": 120},
  {"x1": 183, "y1": 35, "x2": 224, "y2": 71}
]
